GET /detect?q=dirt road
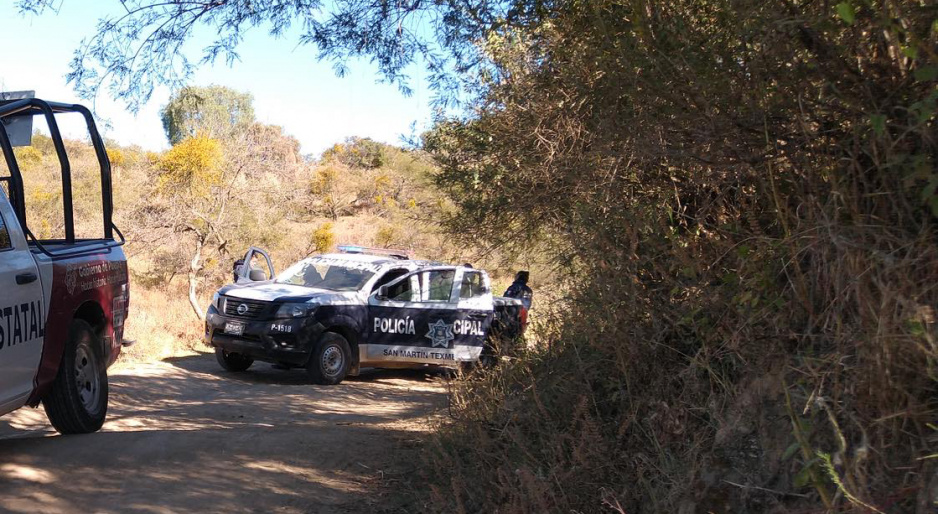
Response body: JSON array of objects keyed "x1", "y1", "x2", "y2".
[{"x1": 0, "y1": 353, "x2": 447, "y2": 513}]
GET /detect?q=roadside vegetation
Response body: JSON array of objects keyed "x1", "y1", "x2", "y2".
[
  {"x1": 417, "y1": 2, "x2": 938, "y2": 513},
  {"x1": 14, "y1": 0, "x2": 938, "y2": 511}
]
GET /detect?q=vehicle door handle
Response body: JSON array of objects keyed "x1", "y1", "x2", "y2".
[
  {"x1": 468, "y1": 312, "x2": 488, "y2": 320},
  {"x1": 16, "y1": 272, "x2": 37, "y2": 285}
]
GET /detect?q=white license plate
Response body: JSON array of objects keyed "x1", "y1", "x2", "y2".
[{"x1": 224, "y1": 322, "x2": 245, "y2": 335}]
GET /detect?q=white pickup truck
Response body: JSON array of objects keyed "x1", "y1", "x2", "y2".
[{"x1": 0, "y1": 95, "x2": 129, "y2": 434}]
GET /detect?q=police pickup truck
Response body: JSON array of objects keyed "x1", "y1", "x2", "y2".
[
  {"x1": 205, "y1": 247, "x2": 526, "y2": 384},
  {"x1": 0, "y1": 95, "x2": 129, "y2": 434}
]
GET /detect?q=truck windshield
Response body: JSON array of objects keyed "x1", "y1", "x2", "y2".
[{"x1": 275, "y1": 257, "x2": 376, "y2": 291}]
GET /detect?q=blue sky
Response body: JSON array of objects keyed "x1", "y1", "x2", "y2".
[{"x1": 0, "y1": 2, "x2": 434, "y2": 155}]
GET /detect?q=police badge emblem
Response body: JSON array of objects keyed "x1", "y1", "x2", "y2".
[{"x1": 425, "y1": 319, "x2": 455, "y2": 348}]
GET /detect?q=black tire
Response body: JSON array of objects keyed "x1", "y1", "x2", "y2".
[
  {"x1": 215, "y1": 348, "x2": 254, "y2": 372},
  {"x1": 307, "y1": 332, "x2": 351, "y2": 385},
  {"x1": 42, "y1": 319, "x2": 108, "y2": 434}
]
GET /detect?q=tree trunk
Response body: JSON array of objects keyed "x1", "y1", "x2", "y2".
[{"x1": 188, "y1": 238, "x2": 205, "y2": 320}]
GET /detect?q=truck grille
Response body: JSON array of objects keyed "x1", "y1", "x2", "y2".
[{"x1": 223, "y1": 298, "x2": 269, "y2": 319}]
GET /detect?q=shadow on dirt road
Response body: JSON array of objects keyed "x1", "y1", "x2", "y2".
[{"x1": 0, "y1": 353, "x2": 447, "y2": 514}]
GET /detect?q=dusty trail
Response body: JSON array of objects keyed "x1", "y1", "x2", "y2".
[{"x1": 0, "y1": 353, "x2": 447, "y2": 513}]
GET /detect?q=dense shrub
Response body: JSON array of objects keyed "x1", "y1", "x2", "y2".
[
  {"x1": 424, "y1": 1, "x2": 938, "y2": 512},
  {"x1": 312, "y1": 222, "x2": 335, "y2": 253}
]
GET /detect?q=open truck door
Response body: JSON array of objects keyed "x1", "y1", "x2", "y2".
[{"x1": 235, "y1": 246, "x2": 274, "y2": 283}]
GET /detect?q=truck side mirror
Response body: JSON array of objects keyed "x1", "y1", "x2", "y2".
[
  {"x1": 249, "y1": 268, "x2": 267, "y2": 281},
  {"x1": 376, "y1": 285, "x2": 389, "y2": 300}
]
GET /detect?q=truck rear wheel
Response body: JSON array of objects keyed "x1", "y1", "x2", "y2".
[
  {"x1": 307, "y1": 332, "x2": 351, "y2": 385},
  {"x1": 43, "y1": 319, "x2": 108, "y2": 434},
  {"x1": 215, "y1": 348, "x2": 254, "y2": 372}
]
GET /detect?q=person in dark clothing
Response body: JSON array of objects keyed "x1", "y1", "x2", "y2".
[
  {"x1": 504, "y1": 270, "x2": 533, "y2": 310},
  {"x1": 232, "y1": 258, "x2": 245, "y2": 282}
]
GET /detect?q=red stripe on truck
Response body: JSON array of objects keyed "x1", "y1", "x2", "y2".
[{"x1": 26, "y1": 252, "x2": 128, "y2": 406}]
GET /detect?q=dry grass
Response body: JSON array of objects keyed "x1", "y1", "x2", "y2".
[{"x1": 116, "y1": 279, "x2": 210, "y2": 367}]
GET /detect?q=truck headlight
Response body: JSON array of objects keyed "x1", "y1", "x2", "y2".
[
  {"x1": 211, "y1": 292, "x2": 225, "y2": 312},
  {"x1": 276, "y1": 302, "x2": 317, "y2": 318}
]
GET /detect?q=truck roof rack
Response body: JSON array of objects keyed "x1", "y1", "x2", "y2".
[
  {"x1": 0, "y1": 97, "x2": 124, "y2": 257},
  {"x1": 337, "y1": 245, "x2": 411, "y2": 260}
]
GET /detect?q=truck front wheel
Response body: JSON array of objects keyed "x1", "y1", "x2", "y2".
[
  {"x1": 43, "y1": 319, "x2": 109, "y2": 434},
  {"x1": 215, "y1": 348, "x2": 254, "y2": 372},
  {"x1": 307, "y1": 333, "x2": 351, "y2": 385}
]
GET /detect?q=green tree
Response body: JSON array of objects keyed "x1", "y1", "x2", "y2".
[
  {"x1": 149, "y1": 123, "x2": 299, "y2": 319},
  {"x1": 16, "y1": 0, "x2": 511, "y2": 111},
  {"x1": 154, "y1": 136, "x2": 227, "y2": 318},
  {"x1": 310, "y1": 222, "x2": 334, "y2": 254},
  {"x1": 157, "y1": 136, "x2": 223, "y2": 197},
  {"x1": 321, "y1": 137, "x2": 385, "y2": 169},
  {"x1": 161, "y1": 85, "x2": 255, "y2": 144}
]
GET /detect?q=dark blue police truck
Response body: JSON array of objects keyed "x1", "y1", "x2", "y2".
[{"x1": 205, "y1": 246, "x2": 526, "y2": 384}]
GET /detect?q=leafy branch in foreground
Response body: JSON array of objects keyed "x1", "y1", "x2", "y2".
[{"x1": 17, "y1": 0, "x2": 542, "y2": 112}]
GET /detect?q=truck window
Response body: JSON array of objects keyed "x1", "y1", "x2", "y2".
[
  {"x1": 372, "y1": 268, "x2": 409, "y2": 293},
  {"x1": 276, "y1": 258, "x2": 375, "y2": 291},
  {"x1": 380, "y1": 269, "x2": 457, "y2": 303},
  {"x1": 246, "y1": 253, "x2": 270, "y2": 280},
  {"x1": 421, "y1": 270, "x2": 456, "y2": 303},
  {"x1": 0, "y1": 211, "x2": 11, "y2": 250},
  {"x1": 459, "y1": 271, "x2": 486, "y2": 299},
  {"x1": 386, "y1": 277, "x2": 416, "y2": 301}
]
